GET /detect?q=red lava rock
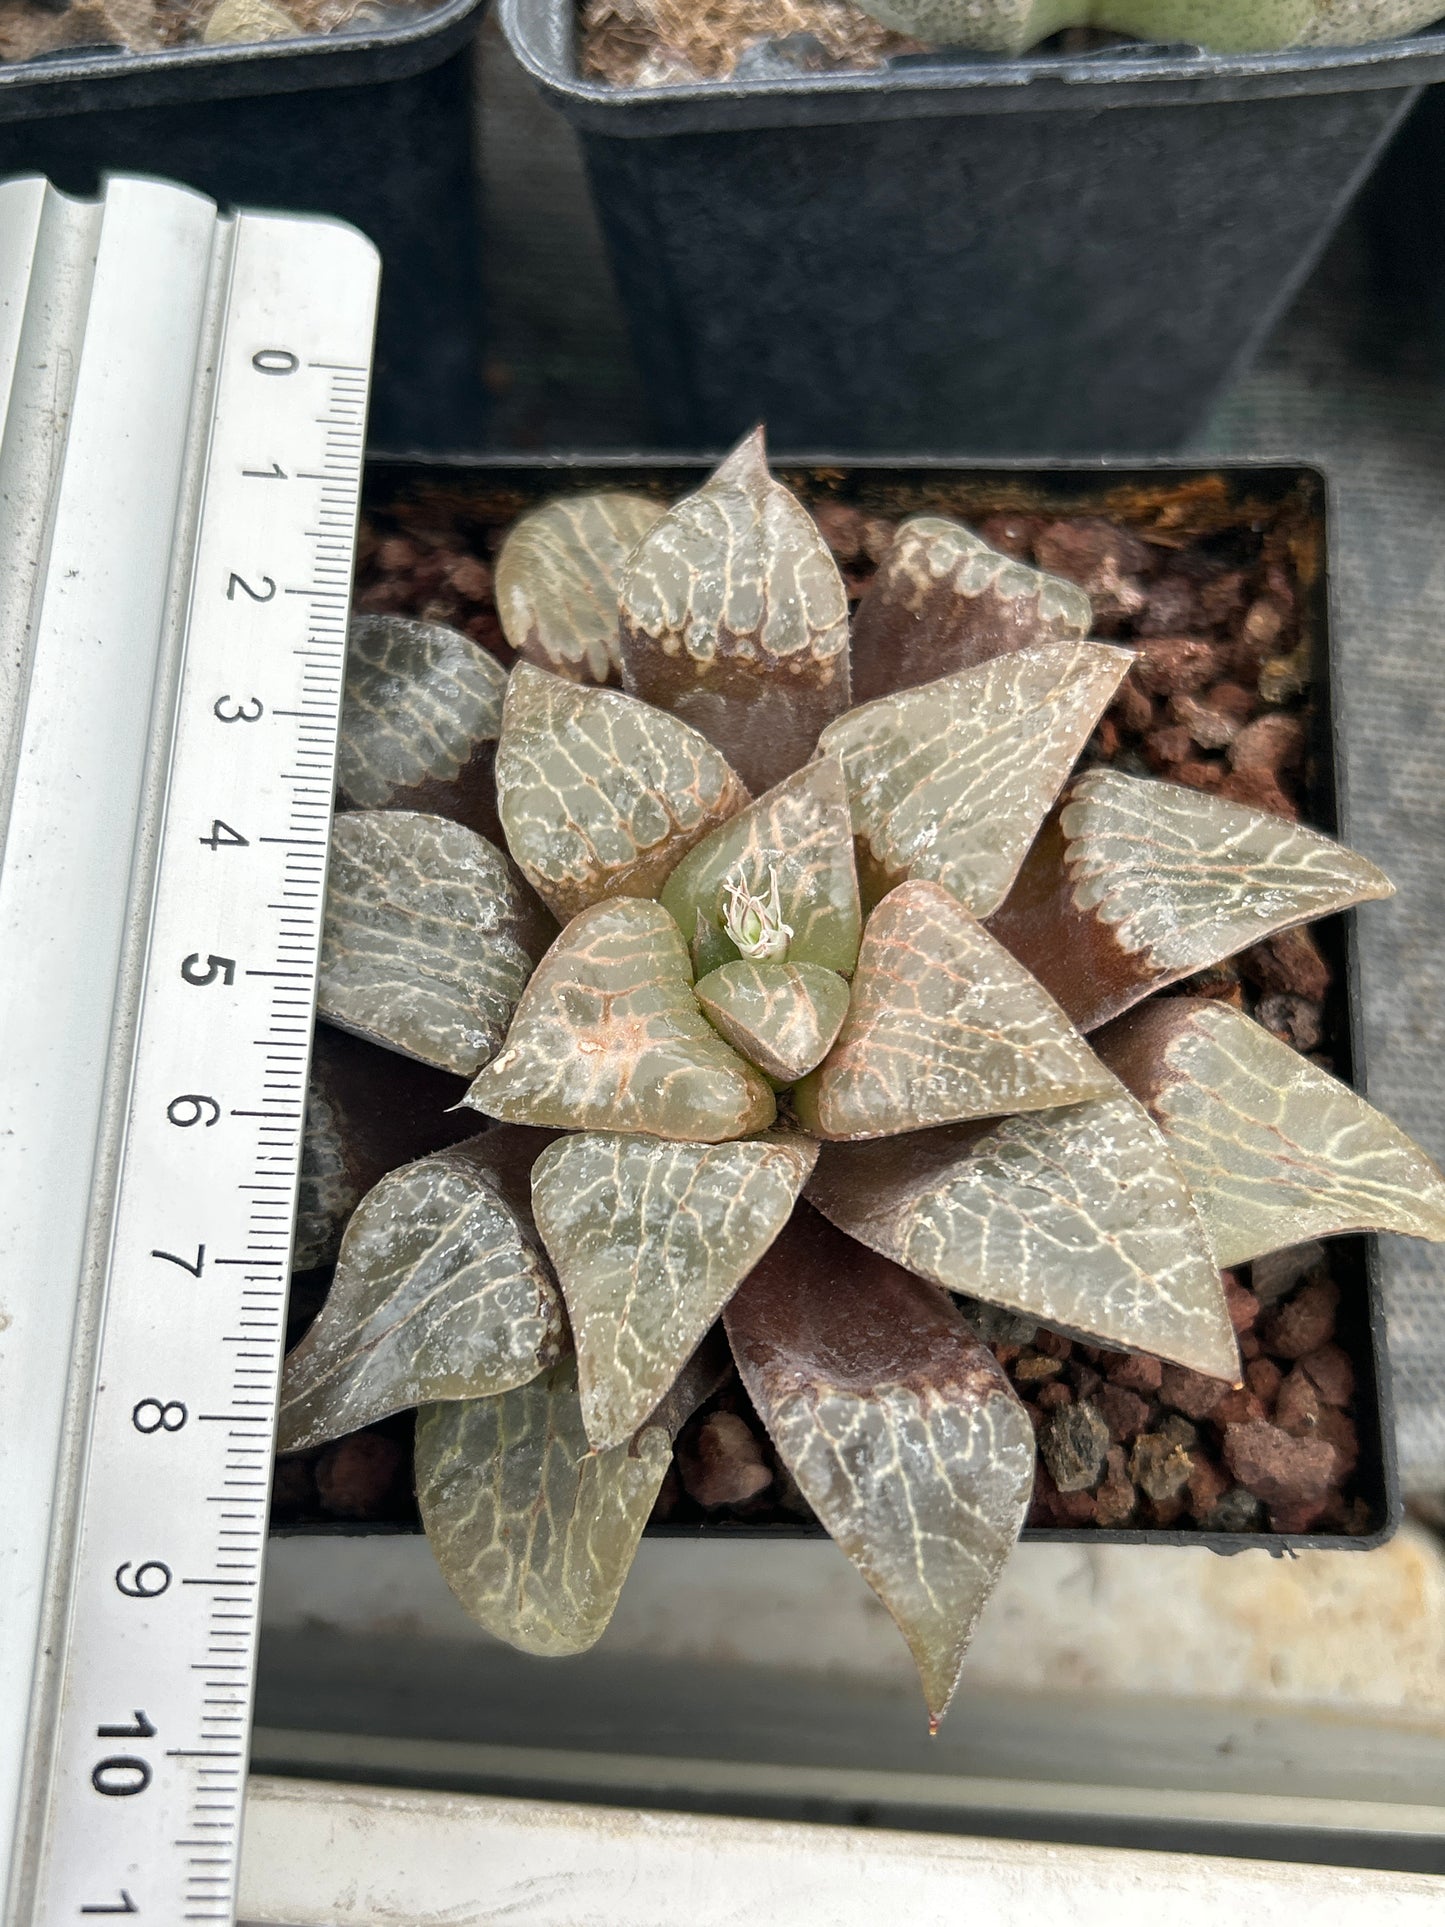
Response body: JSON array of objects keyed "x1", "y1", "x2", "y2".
[
  {"x1": 1148, "y1": 1493, "x2": 1189, "y2": 1527},
  {"x1": 1187, "y1": 1453, "x2": 1231, "y2": 1519},
  {"x1": 376, "y1": 535, "x2": 418, "y2": 572},
  {"x1": 1132, "y1": 637, "x2": 1221, "y2": 697},
  {"x1": 1159, "y1": 1363, "x2": 1231, "y2": 1421},
  {"x1": 1257, "y1": 991, "x2": 1325, "y2": 1054},
  {"x1": 1274, "y1": 1366, "x2": 1324, "y2": 1438},
  {"x1": 1216, "y1": 767, "x2": 1299, "y2": 820},
  {"x1": 1321, "y1": 1492, "x2": 1374, "y2": 1535},
  {"x1": 976, "y1": 513, "x2": 1040, "y2": 561},
  {"x1": 1223, "y1": 1419, "x2": 1337, "y2": 1508},
  {"x1": 1098, "y1": 1384, "x2": 1152, "y2": 1444},
  {"x1": 1070, "y1": 1364, "x2": 1104, "y2": 1401},
  {"x1": 993, "y1": 1342, "x2": 1023, "y2": 1370},
  {"x1": 1033, "y1": 519, "x2": 1155, "y2": 622},
  {"x1": 1106, "y1": 1352, "x2": 1163, "y2": 1395},
  {"x1": 1204, "y1": 679, "x2": 1257, "y2": 724},
  {"x1": 1093, "y1": 717, "x2": 1122, "y2": 760},
  {"x1": 1093, "y1": 1446, "x2": 1137, "y2": 1527},
  {"x1": 1170, "y1": 691, "x2": 1241, "y2": 750},
  {"x1": 1245, "y1": 1357, "x2": 1284, "y2": 1406},
  {"x1": 1300, "y1": 1343, "x2": 1355, "y2": 1408},
  {"x1": 1223, "y1": 1275, "x2": 1260, "y2": 1333},
  {"x1": 1240, "y1": 926, "x2": 1331, "y2": 1002},
  {"x1": 1143, "y1": 722, "x2": 1195, "y2": 771},
  {"x1": 1260, "y1": 1279, "x2": 1340, "y2": 1360},
  {"x1": 1234, "y1": 596, "x2": 1289, "y2": 668},
  {"x1": 860, "y1": 518, "x2": 898, "y2": 565},
  {"x1": 1170, "y1": 758, "x2": 1226, "y2": 793},
  {"x1": 1230, "y1": 711, "x2": 1306, "y2": 776},
  {"x1": 1212, "y1": 1387, "x2": 1267, "y2": 1427},
  {"x1": 315, "y1": 1432, "x2": 404, "y2": 1519},
  {"x1": 1315, "y1": 1406, "x2": 1360, "y2": 1482},
  {"x1": 1033, "y1": 1329, "x2": 1072, "y2": 1361},
  {"x1": 811, "y1": 501, "x2": 873, "y2": 564},
  {"x1": 1030, "y1": 1461, "x2": 1095, "y2": 1527},
  {"x1": 443, "y1": 554, "x2": 491, "y2": 599},
  {"x1": 1194, "y1": 572, "x2": 1247, "y2": 629},
  {"x1": 680, "y1": 1412, "x2": 774, "y2": 1509},
  {"x1": 1269, "y1": 1497, "x2": 1331, "y2": 1535},
  {"x1": 1113, "y1": 677, "x2": 1155, "y2": 735},
  {"x1": 1036, "y1": 1380, "x2": 1074, "y2": 1412},
  {"x1": 1238, "y1": 1332, "x2": 1263, "y2": 1362},
  {"x1": 1138, "y1": 574, "x2": 1203, "y2": 636}
]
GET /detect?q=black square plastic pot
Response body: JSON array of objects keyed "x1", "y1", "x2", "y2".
[
  {"x1": 275, "y1": 451, "x2": 1401, "y2": 1561},
  {"x1": 0, "y1": 2, "x2": 489, "y2": 451},
  {"x1": 500, "y1": 2, "x2": 1445, "y2": 456}
]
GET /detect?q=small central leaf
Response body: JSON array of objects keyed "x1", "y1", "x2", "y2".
[
  {"x1": 695, "y1": 959, "x2": 851, "y2": 1084},
  {"x1": 661, "y1": 755, "x2": 863, "y2": 977},
  {"x1": 531, "y1": 1130, "x2": 819, "y2": 1450},
  {"x1": 465, "y1": 896, "x2": 776, "y2": 1142}
]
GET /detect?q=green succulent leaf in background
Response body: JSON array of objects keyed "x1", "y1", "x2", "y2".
[{"x1": 286, "y1": 430, "x2": 1445, "y2": 1724}]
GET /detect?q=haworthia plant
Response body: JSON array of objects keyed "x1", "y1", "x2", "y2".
[
  {"x1": 293, "y1": 433, "x2": 1445, "y2": 1720},
  {"x1": 845, "y1": 0, "x2": 1445, "y2": 55},
  {"x1": 495, "y1": 492, "x2": 666, "y2": 684}
]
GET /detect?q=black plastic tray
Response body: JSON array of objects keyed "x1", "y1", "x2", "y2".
[
  {"x1": 500, "y1": 0, "x2": 1445, "y2": 455},
  {"x1": 274, "y1": 451, "x2": 1401, "y2": 1560}
]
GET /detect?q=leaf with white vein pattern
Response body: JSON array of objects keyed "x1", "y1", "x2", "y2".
[
  {"x1": 277, "y1": 1138, "x2": 565, "y2": 1453},
  {"x1": 726, "y1": 1204, "x2": 1035, "y2": 1726},
  {"x1": 415, "y1": 1358, "x2": 672, "y2": 1657},
  {"x1": 532, "y1": 1129, "x2": 819, "y2": 1449}
]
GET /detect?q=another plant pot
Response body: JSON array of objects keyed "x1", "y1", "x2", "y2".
[
  {"x1": 0, "y1": 5, "x2": 488, "y2": 451},
  {"x1": 500, "y1": 1, "x2": 1445, "y2": 456},
  {"x1": 272, "y1": 452, "x2": 1401, "y2": 1560}
]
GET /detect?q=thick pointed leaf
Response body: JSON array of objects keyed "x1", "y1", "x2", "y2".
[
  {"x1": 816, "y1": 643, "x2": 1131, "y2": 916},
  {"x1": 495, "y1": 491, "x2": 666, "y2": 683},
  {"x1": 496, "y1": 662, "x2": 750, "y2": 923},
  {"x1": 618, "y1": 428, "x2": 850, "y2": 792},
  {"x1": 294, "y1": 1025, "x2": 474, "y2": 1271},
  {"x1": 725, "y1": 1205, "x2": 1035, "y2": 1725},
  {"x1": 988, "y1": 770, "x2": 1394, "y2": 1033},
  {"x1": 807, "y1": 1096, "x2": 1239, "y2": 1381},
  {"x1": 532, "y1": 1130, "x2": 818, "y2": 1450},
  {"x1": 465, "y1": 896, "x2": 776, "y2": 1141},
  {"x1": 318, "y1": 811, "x2": 544, "y2": 1076},
  {"x1": 415, "y1": 1357, "x2": 672, "y2": 1657},
  {"x1": 848, "y1": 515, "x2": 1094, "y2": 705},
  {"x1": 277, "y1": 1138, "x2": 566, "y2": 1453},
  {"x1": 660, "y1": 757, "x2": 863, "y2": 976},
  {"x1": 338, "y1": 614, "x2": 508, "y2": 839},
  {"x1": 793, "y1": 880, "x2": 1114, "y2": 1140},
  {"x1": 695, "y1": 960, "x2": 851, "y2": 1083},
  {"x1": 1096, "y1": 997, "x2": 1445, "y2": 1266}
]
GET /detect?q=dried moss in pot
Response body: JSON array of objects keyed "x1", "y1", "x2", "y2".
[{"x1": 282, "y1": 435, "x2": 1445, "y2": 1725}]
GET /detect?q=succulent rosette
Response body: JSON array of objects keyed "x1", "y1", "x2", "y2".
[{"x1": 284, "y1": 431, "x2": 1445, "y2": 1726}]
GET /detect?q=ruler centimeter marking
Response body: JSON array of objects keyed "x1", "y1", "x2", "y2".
[{"x1": 10, "y1": 198, "x2": 377, "y2": 1925}]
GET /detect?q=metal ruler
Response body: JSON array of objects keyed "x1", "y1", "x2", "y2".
[{"x1": 0, "y1": 175, "x2": 377, "y2": 1926}]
